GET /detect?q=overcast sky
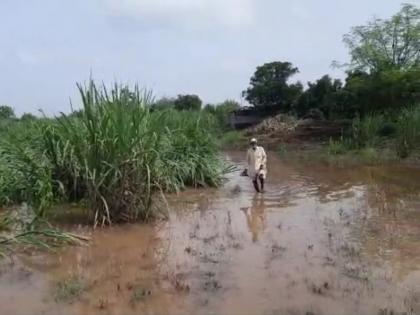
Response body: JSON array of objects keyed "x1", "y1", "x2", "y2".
[{"x1": 0, "y1": 0, "x2": 415, "y2": 115}]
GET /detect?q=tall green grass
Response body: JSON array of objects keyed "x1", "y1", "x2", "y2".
[
  {"x1": 41, "y1": 81, "x2": 227, "y2": 224},
  {"x1": 350, "y1": 114, "x2": 387, "y2": 148},
  {"x1": 327, "y1": 105, "x2": 420, "y2": 160},
  {"x1": 350, "y1": 106, "x2": 420, "y2": 158},
  {"x1": 0, "y1": 81, "x2": 228, "y2": 225},
  {"x1": 0, "y1": 120, "x2": 54, "y2": 215}
]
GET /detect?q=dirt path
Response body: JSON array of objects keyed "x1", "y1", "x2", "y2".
[{"x1": 2, "y1": 152, "x2": 420, "y2": 315}]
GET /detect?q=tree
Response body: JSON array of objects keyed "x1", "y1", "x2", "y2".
[
  {"x1": 203, "y1": 104, "x2": 216, "y2": 114},
  {"x1": 20, "y1": 113, "x2": 37, "y2": 121},
  {"x1": 151, "y1": 97, "x2": 175, "y2": 111},
  {"x1": 0, "y1": 105, "x2": 15, "y2": 119},
  {"x1": 343, "y1": 3, "x2": 420, "y2": 72},
  {"x1": 205, "y1": 100, "x2": 240, "y2": 128},
  {"x1": 243, "y1": 61, "x2": 303, "y2": 112},
  {"x1": 174, "y1": 95, "x2": 202, "y2": 111},
  {"x1": 344, "y1": 67, "x2": 420, "y2": 115},
  {"x1": 295, "y1": 75, "x2": 343, "y2": 118},
  {"x1": 217, "y1": 99, "x2": 240, "y2": 113}
]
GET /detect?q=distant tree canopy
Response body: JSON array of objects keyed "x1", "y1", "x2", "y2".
[
  {"x1": 0, "y1": 105, "x2": 15, "y2": 120},
  {"x1": 20, "y1": 113, "x2": 37, "y2": 121},
  {"x1": 295, "y1": 76, "x2": 343, "y2": 119},
  {"x1": 204, "y1": 100, "x2": 240, "y2": 114},
  {"x1": 344, "y1": 67, "x2": 420, "y2": 115},
  {"x1": 242, "y1": 4, "x2": 420, "y2": 120},
  {"x1": 216, "y1": 100, "x2": 240, "y2": 113},
  {"x1": 343, "y1": 3, "x2": 420, "y2": 73},
  {"x1": 204, "y1": 99, "x2": 240, "y2": 128},
  {"x1": 337, "y1": 4, "x2": 420, "y2": 116},
  {"x1": 243, "y1": 62, "x2": 303, "y2": 112},
  {"x1": 151, "y1": 97, "x2": 175, "y2": 111},
  {"x1": 174, "y1": 94, "x2": 202, "y2": 111}
]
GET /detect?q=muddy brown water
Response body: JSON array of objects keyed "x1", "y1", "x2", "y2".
[{"x1": 2, "y1": 152, "x2": 420, "y2": 315}]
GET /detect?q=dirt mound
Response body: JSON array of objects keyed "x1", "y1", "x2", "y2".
[
  {"x1": 245, "y1": 114, "x2": 299, "y2": 136},
  {"x1": 245, "y1": 114, "x2": 351, "y2": 149}
]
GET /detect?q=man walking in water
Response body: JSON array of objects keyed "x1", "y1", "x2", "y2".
[{"x1": 246, "y1": 138, "x2": 267, "y2": 193}]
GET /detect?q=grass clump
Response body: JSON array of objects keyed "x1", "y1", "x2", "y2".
[
  {"x1": 41, "y1": 81, "x2": 227, "y2": 224},
  {"x1": 54, "y1": 275, "x2": 87, "y2": 303},
  {"x1": 0, "y1": 205, "x2": 89, "y2": 257},
  {"x1": 350, "y1": 114, "x2": 386, "y2": 148},
  {"x1": 129, "y1": 285, "x2": 152, "y2": 305},
  {"x1": 327, "y1": 138, "x2": 348, "y2": 155}
]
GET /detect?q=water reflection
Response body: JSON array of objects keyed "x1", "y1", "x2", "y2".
[{"x1": 241, "y1": 194, "x2": 266, "y2": 242}]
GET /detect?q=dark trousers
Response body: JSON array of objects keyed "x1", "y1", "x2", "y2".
[{"x1": 252, "y1": 174, "x2": 265, "y2": 192}]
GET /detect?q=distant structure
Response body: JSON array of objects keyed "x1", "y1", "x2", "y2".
[{"x1": 228, "y1": 106, "x2": 278, "y2": 129}]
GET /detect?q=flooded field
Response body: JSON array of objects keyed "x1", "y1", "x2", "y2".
[{"x1": 2, "y1": 152, "x2": 420, "y2": 315}]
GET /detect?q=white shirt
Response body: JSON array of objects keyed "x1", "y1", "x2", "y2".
[{"x1": 246, "y1": 146, "x2": 267, "y2": 178}]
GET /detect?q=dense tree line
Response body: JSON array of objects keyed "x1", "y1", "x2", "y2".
[{"x1": 243, "y1": 4, "x2": 420, "y2": 119}]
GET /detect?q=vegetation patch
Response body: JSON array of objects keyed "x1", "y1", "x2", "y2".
[
  {"x1": 219, "y1": 130, "x2": 247, "y2": 149},
  {"x1": 54, "y1": 274, "x2": 87, "y2": 303},
  {"x1": 0, "y1": 81, "x2": 230, "y2": 227},
  {"x1": 0, "y1": 206, "x2": 88, "y2": 257}
]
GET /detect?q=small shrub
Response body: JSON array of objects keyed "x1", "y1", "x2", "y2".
[
  {"x1": 359, "y1": 147, "x2": 379, "y2": 165},
  {"x1": 328, "y1": 138, "x2": 348, "y2": 155},
  {"x1": 351, "y1": 114, "x2": 385, "y2": 148},
  {"x1": 130, "y1": 285, "x2": 152, "y2": 304}
]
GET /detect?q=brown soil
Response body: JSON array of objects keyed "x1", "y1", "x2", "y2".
[{"x1": 245, "y1": 117, "x2": 350, "y2": 150}]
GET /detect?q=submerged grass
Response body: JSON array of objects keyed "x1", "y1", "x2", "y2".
[
  {"x1": 54, "y1": 274, "x2": 87, "y2": 303},
  {"x1": 0, "y1": 205, "x2": 89, "y2": 257}
]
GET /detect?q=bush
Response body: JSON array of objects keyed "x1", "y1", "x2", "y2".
[
  {"x1": 359, "y1": 147, "x2": 380, "y2": 165},
  {"x1": 174, "y1": 95, "x2": 202, "y2": 111},
  {"x1": 377, "y1": 122, "x2": 397, "y2": 137},
  {"x1": 351, "y1": 114, "x2": 386, "y2": 148},
  {"x1": 396, "y1": 105, "x2": 420, "y2": 158},
  {"x1": 327, "y1": 138, "x2": 348, "y2": 155}
]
